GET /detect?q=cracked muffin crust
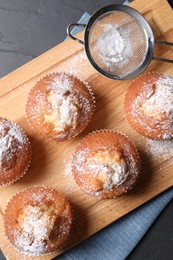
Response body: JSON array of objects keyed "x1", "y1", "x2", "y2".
[
  {"x1": 71, "y1": 130, "x2": 140, "y2": 199},
  {"x1": 4, "y1": 186, "x2": 73, "y2": 256},
  {"x1": 0, "y1": 117, "x2": 31, "y2": 186},
  {"x1": 26, "y1": 72, "x2": 95, "y2": 141},
  {"x1": 124, "y1": 72, "x2": 173, "y2": 140}
]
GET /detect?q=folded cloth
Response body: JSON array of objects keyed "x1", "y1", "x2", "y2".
[
  {"x1": 58, "y1": 188, "x2": 173, "y2": 260},
  {"x1": 58, "y1": 7, "x2": 173, "y2": 260}
]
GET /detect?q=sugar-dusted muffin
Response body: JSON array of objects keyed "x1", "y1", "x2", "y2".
[
  {"x1": 4, "y1": 186, "x2": 73, "y2": 256},
  {"x1": 71, "y1": 130, "x2": 140, "y2": 199},
  {"x1": 26, "y1": 72, "x2": 95, "y2": 141},
  {"x1": 0, "y1": 117, "x2": 31, "y2": 186},
  {"x1": 124, "y1": 72, "x2": 173, "y2": 140}
]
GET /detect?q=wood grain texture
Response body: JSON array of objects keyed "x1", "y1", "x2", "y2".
[{"x1": 0, "y1": 0, "x2": 173, "y2": 259}]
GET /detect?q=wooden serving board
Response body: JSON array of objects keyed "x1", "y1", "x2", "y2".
[{"x1": 0, "y1": 0, "x2": 173, "y2": 259}]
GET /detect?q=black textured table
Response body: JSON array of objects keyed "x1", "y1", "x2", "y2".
[{"x1": 0, "y1": 1, "x2": 173, "y2": 260}]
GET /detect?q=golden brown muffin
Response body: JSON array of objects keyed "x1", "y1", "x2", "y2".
[
  {"x1": 124, "y1": 72, "x2": 173, "y2": 140},
  {"x1": 71, "y1": 130, "x2": 140, "y2": 199},
  {"x1": 26, "y1": 72, "x2": 95, "y2": 141},
  {"x1": 0, "y1": 117, "x2": 31, "y2": 186},
  {"x1": 4, "y1": 186, "x2": 73, "y2": 256}
]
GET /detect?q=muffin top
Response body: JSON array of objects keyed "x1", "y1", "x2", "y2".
[
  {"x1": 4, "y1": 186, "x2": 73, "y2": 255},
  {"x1": 141, "y1": 76, "x2": 173, "y2": 120},
  {"x1": 84, "y1": 149, "x2": 128, "y2": 190},
  {"x1": 0, "y1": 118, "x2": 25, "y2": 170},
  {"x1": 72, "y1": 130, "x2": 140, "y2": 199},
  {"x1": 26, "y1": 72, "x2": 95, "y2": 141},
  {"x1": 0, "y1": 117, "x2": 31, "y2": 185},
  {"x1": 124, "y1": 72, "x2": 173, "y2": 140}
]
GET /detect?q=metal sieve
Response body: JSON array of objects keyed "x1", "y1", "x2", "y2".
[{"x1": 67, "y1": 4, "x2": 173, "y2": 80}]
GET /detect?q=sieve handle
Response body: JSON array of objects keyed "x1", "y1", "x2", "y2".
[
  {"x1": 153, "y1": 40, "x2": 173, "y2": 63},
  {"x1": 67, "y1": 23, "x2": 86, "y2": 45},
  {"x1": 155, "y1": 39, "x2": 173, "y2": 46}
]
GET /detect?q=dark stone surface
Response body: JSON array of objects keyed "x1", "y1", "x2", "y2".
[
  {"x1": 0, "y1": 0, "x2": 124, "y2": 78},
  {"x1": 127, "y1": 199, "x2": 173, "y2": 260},
  {"x1": 0, "y1": 1, "x2": 172, "y2": 260}
]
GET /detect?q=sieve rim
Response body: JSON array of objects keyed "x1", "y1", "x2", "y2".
[{"x1": 84, "y1": 4, "x2": 155, "y2": 80}]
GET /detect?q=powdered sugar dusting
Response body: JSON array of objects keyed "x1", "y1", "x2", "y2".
[
  {"x1": 32, "y1": 189, "x2": 54, "y2": 203},
  {"x1": 72, "y1": 146, "x2": 130, "y2": 193},
  {"x1": 145, "y1": 138, "x2": 173, "y2": 161},
  {"x1": 48, "y1": 73, "x2": 72, "y2": 93},
  {"x1": 63, "y1": 154, "x2": 78, "y2": 191},
  {"x1": 71, "y1": 130, "x2": 140, "y2": 198},
  {"x1": 130, "y1": 74, "x2": 173, "y2": 139},
  {"x1": 0, "y1": 118, "x2": 26, "y2": 169},
  {"x1": 97, "y1": 24, "x2": 125, "y2": 64},
  {"x1": 96, "y1": 24, "x2": 133, "y2": 73},
  {"x1": 85, "y1": 150, "x2": 127, "y2": 190},
  {"x1": 142, "y1": 75, "x2": 173, "y2": 119},
  {"x1": 5, "y1": 187, "x2": 73, "y2": 256},
  {"x1": 58, "y1": 52, "x2": 92, "y2": 79},
  {"x1": 14, "y1": 204, "x2": 58, "y2": 255},
  {"x1": 46, "y1": 74, "x2": 78, "y2": 132},
  {"x1": 27, "y1": 73, "x2": 95, "y2": 140},
  {"x1": 64, "y1": 161, "x2": 73, "y2": 177},
  {"x1": 44, "y1": 90, "x2": 78, "y2": 132}
]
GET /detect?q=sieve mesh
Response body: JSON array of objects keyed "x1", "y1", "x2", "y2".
[{"x1": 88, "y1": 11, "x2": 148, "y2": 78}]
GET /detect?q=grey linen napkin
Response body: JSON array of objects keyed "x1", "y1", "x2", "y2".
[{"x1": 58, "y1": 10, "x2": 173, "y2": 260}]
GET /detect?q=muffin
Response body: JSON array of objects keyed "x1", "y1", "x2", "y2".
[
  {"x1": 26, "y1": 72, "x2": 95, "y2": 141},
  {"x1": 0, "y1": 117, "x2": 31, "y2": 186},
  {"x1": 4, "y1": 186, "x2": 73, "y2": 256},
  {"x1": 71, "y1": 130, "x2": 140, "y2": 199},
  {"x1": 124, "y1": 72, "x2": 173, "y2": 140}
]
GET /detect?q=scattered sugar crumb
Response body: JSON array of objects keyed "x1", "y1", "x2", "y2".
[
  {"x1": 63, "y1": 156, "x2": 76, "y2": 191},
  {"x1": 58, "y1": 51, "x2": 91, "y2": 79},
  {"x1": 64, "y1": 160, "x2": 73, "y2": 177},
  {"x1": 145, "y1": 138, "x2": 173, "y2": 161}
]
